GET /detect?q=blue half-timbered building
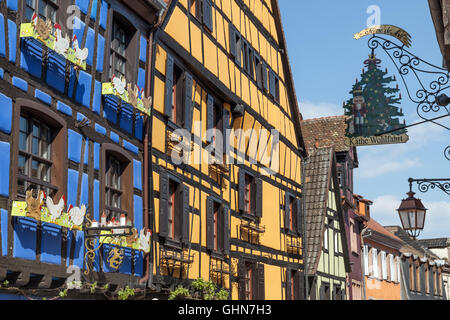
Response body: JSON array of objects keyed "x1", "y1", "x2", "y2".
[{"x1": 0, "y1": 0, "x2": 165, "y2": 298}]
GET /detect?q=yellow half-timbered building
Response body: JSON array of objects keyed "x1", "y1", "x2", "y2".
[{"x1": 149, "y1": 0, "x2": 307, "y2": 299}]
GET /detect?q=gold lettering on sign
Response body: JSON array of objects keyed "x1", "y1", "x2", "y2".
[{"x1": 354, "y1": 25, "x2": 412, "y2": 48}]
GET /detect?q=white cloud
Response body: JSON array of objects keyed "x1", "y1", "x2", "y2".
[
  {"x1": 299, "y1": 100, "x2": 343, "y2": 120},
  {"x1": 370, "y1": 195, "x2": 450, "y2": 239},
  {"x1": 358, "y1": 158, "x2": 421, "y2": 179}
]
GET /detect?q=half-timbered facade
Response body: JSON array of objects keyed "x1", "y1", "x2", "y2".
[
  {"x1": 0, "y1": 0, "x2": 165, "y2": 298},
  {"x1": 301, "y1": 115, "x2": 364, "y2": 300},
  {"x1": 303, "y1": 147, "x2": 350, "y2": 300},
  {"x1": 149, "y1": 0, "x2": 307, "y2": 299}
]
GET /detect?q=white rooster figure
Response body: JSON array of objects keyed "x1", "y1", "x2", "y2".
[
  {"x1": 139, "y1": 228, "x2": 151, "y2": 254},
  {"x1": 53, "y1": 23, "x2": 70, "y2": 56},
  {"x1": 72, "y1": 35, "x2": 89, "y2": 65},
  {"x1": 46, "y1": 195, "x2": 66, "y2": 223},
  {"x1": 112, "y1": 74, "x2": 127, "y2": 96},
  {"x1": 68, "y1": 204, "x2": 86, "y2": 229}
]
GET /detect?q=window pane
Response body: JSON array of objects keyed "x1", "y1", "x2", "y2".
[
  {"x1": 40, "y1": 163, "x2": 50, "y2": 182},
  {"x1": 18, "y1": 155, "x2": 28, "y2": 175},
  {"x1": 31, "y1": 160, "x2": 39, "y2": 178},
  {"x1": 39, "y1": 0, "x2": 46, "y2": 17},
  {"x1": 17, "y1": 179, "x2": 27, "y2": 195},
  {"x1": 32, "y1": 137, "x2": 39, "y2": 155},
  {"x1": 20, "y1": 116, "x2": 28, "y2": 132},
  {"x1": 19, "y1": 132, "x2": 28, "y2": 151}
]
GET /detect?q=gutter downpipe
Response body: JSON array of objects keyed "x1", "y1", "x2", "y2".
[{"x1": 139, "y1": 9, "x2": 165, "y2": 291}]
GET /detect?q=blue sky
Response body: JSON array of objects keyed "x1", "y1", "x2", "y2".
[{"x1": 279, "y1": 0, "x2": 450, "y2": 239}]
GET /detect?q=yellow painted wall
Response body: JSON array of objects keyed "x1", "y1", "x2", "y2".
[{"x1": 152, "y1": 0, "x2": 304, "y2": 300}]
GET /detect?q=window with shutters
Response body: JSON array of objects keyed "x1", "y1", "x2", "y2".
[
  {"x1": 239, "y1": 261, "x2": 264, "y2": 300},
  {"x1": 229, "y1": 24, "x2": 243, "y2": 66},
  {"x1": 159, "y1": 172, "x2": 190, "y2": 246},
  {"x1": 409, "y1": 262, "x2": 414, "y2": 290},
  {"x1": 170, "y1": 65, "x2": 184, "y2": 126},
  {"x1": 242, "y1": 42, "x2": 254, "y2": 78},
  {"x1": 286, "y1": 269, "x2": 304, "y2": 300},
  {"x1": 433, "y1": 269, "x2": 438, "y2": 296},
  {"x1": 206, "y1": 197, "x2": 229, "y2": 256},
  {"x1": 238, "y1": 170, "x2": 262, "y2": 220},
  {"x1": 18, "y1": 115, "x2": 55, "y2": 198},
  {"x1": 244, "y1": 174, "x2": 255, "y2": 215},
  {"x1": 108, "y1": 14, "x2": 138, "y2": 83},
  {"x1": 415, "y1": 262, "x2": 421, "y2": 292},
  {"x1": 351, "y1": 280, "x2": 362, "y2": 300},
  {"x1": 105, "y1": 155, "x2": 126, "y2": 221},
  {"x1": 167, "y1": 179, "x2": 177, "y2": 240},
  {"x1": 190, "y1": 0, "x2": 213, "y2": 32},
  {"x1": 284, "y1": 193, "x2": 302, "y2": 236},
  {"x1": 102, "y1": 145, "x2": 134, "y2": 225},
  {"x1": 268, "y1": 69, "x2": 280, "y2": 103},
  {"x1": 14, "y1": 100, "x2": 67, "y2": 203},
  {"x1": 189, "y1": 0, "x2": 201, "y2": 20}
]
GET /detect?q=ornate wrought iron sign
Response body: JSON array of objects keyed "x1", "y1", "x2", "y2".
[{"x1": 353, "y1": 28, "x2": 450, "y2": 159}]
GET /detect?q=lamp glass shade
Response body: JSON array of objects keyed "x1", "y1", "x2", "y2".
[
  {"x1": 400, "y1": 210, "x2": 410, "y2": 229},
  {"x1": 416, "y1": 210, "x2": 426, "y2": 229}
]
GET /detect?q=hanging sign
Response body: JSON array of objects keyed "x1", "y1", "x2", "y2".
[
  {"x1": 354, "y1": 24, "x2": 412, "y2": 48},
  {"x1": 344, "y1": 54, "x2": 409, "y2": 147}
]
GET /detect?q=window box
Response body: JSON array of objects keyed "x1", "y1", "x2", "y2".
[
  {"x1": 11, "y1": 200, "x2": 84, "y2": 231},
  {"x1": 19, "y1": 22, "x2": 88, "y2": 70},
  {"x1": 102, "y1": 80, "x2": 152, "y2": 117}
]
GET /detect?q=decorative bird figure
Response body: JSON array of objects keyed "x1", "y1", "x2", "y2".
[
  {"x1": 46, "y1": 195, "x2": 66, "y2": 222},
  {"x1": 53, "y1": 23, "x2": 70, "y2": 56},
  {"x1": 32, "y1": 12, "x2": 52, "y2": 40},
  {"x1": 26, "y1": 190, "x2": 45, "y2": 220},
  {"x1": 72, "y1": 35, "x2": 89, "y2": 65},
  {"x1": 140, "y1": 88, "x2": 152, "y2": 114},
  {"x1": 139, "y1": 228, "x2": 151, "y2": 253},
  {"x1": 112, "y1": 74, "x2": 127, "y2": 96},
  {"x1": 127, "y1": 83, "x2": 139, "y2": 108},
  {"x1": 125, "y1": 228, "x2": 138, "y2": 246},
  {"x1": 67, "y1": 204, "x2": 86, "y2": 229}
]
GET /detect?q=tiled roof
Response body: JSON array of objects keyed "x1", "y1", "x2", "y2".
[
  {"x1": 303, "y1": 147, "x2": 332, "y2": 275},
  {"x1": 384, "y1": 226, "x2": 440, "y2": 260},
  {"x1": 418, "y1": 238, "x2": 450, "y2": 249},
  {"x1": 366, "y1": 219, "x2": 404, "y2": 244},
  {"x1": 300, "y1": 115, "x2": 351, "y2": 153}
]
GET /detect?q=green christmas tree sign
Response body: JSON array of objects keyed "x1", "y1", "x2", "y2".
[{"x1": 343, "y1": 53, "x2": 409, "y2": 147}]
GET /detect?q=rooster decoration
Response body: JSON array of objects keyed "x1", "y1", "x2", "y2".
[
  {"x1": 127, "y1": 83, "x2": 140, "y2": 108},
  {"x1": 72, "y1": 35, "x2": 89, "y2": 67},
  {"x1": 139, "y1": 228, "x2": 151, "y2": 254},
  {"x1": 26, "y1": 190, "x2": 45, "y2": 220},
  {"x1": 31, "y1": 13, "x2": 52, "y2": 41},
  {"x1": 140, "y1": 88, "x2": 153, "y2": 115},
  {"x1": 112, "y1": 74, "x2": 127, "y2": 95},
  {"x1": 68, "y1": 204, "x2": 86, "y2": 229},
  {"x1": 46, "y1": 195, "x2": 66, "y2": 223},
  {"x1": 53, "y1": 23, "x2": 70, "y2": 56}
]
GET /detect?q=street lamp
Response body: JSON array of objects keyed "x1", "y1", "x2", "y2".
[{"x1": 397, "y1": 182, "x2": 428, "y2": 239}]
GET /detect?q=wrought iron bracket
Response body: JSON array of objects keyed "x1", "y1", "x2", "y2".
[
  {"x1": 367, "y1": 35, "x2": 450, "y2": 160},
  {"x1": 409, "y1": 177, "x2": 450, "y2": 196}
]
